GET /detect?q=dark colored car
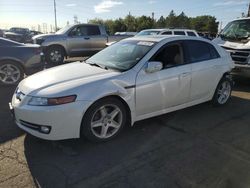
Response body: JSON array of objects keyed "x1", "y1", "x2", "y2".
[
  {"x1": 4, "y1": 27, "x2": 32, "y2": 43},
  {"x1": 0, "y1": 38, "x2": 44, "y2": 85},
  {"x1": 0, "y1": 29, "x2": 4, "y2": 37}
]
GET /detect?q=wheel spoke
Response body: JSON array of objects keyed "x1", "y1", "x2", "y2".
[
  {"x1": 109, "y1": 120, "x2": 120, "y2": 128},
  {"x1": 12, "y1": 70, "x2": 20, "y2": 75},
  {"x1": 100, "y1": 107, "x2": 107, "y2": 117},
  {"x1": 6, "y1": 64, "x2": 12, "y2": 70},
  {"x1": 217, "y1": 89, "x2": 223, "y2": 95},
  {"x1": 0, "y1": 70, "x2": 5, "y2": 75},
  {"x1": 9, "y1": 76, "x2": 16, "y2": 82},
  {"x1": 100, "y1": 126, "x2": 108, "y2": 137},
  {"x1": 110, "y1": 108, "x2": 120, "y2": 120},
  {"x1": 91, "y1": 120, "x2": 103, "y2": 128},
  {"x1": 2, "y1": 76, "x2": 7, "y2": 82}
]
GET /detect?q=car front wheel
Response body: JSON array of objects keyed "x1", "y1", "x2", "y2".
[
  {"x1": 81, "y1": 98, "x2": 127, "y2": 142},
  {"x1": 46, "y1": 46, "x2": 65, "y2": 65},
  {"x1": 212, "y1": 76, "x2": 232, "y2": 106}
]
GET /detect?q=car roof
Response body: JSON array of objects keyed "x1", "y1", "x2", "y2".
[
  {"x1": 124, "y1": 35, "x2": 210, "y2": 43},
  {"x1": 140, "y1": 28, "x2": 197, "y2": 32}
]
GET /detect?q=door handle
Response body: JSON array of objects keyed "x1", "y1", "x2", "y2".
[
  {"x1": 181, "y1": 72, "x2": 191, "y2": 77},
  {"x1": 84, "y1": 37, "x2": 90, "y2": 40}
]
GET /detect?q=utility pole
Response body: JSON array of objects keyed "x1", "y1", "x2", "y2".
[
  {"x1": 247, "y1": 3, "x2": 250, "y2": 17},
  {"x1": 54, "y1": 0, "x2": 58, "y2": 32}
]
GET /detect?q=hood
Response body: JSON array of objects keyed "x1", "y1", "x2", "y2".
[
  {"x1": 5, "y1": 32, "x2": 22, "y2": 36},
  {"x1": 19, "y1": 62, "x2": 120, "y2": 97},
  {"x1": 213, "y1": 37, "x2": 250, "y2": 49},
  {"x1": 32, "y1": 33, "x2": 62, "y2": 40}
]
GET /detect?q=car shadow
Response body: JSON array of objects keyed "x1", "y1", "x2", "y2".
[
  {"x1": 24, "y1": 94, "x2": 250, "y2": 188},
  {"x1": 0, "y1": 85, "x2": 24, "y2": 143}
]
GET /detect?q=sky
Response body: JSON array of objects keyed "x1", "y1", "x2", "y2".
[{"x1": 0, "y1": 0, "x2": 249, "y2": 32}]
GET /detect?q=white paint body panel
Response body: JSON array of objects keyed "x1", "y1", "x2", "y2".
[{"x1": 11, "y1": 36, "x2": 234, "y2": 140}]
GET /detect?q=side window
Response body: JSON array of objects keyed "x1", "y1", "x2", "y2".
[
  {"x1": 209, "y1": 45, "x2": 220, "y2": 59},
  {"x1": 161, "y1": 31, "x2": 172, "y2": 35},
  {"x1": 152, "y1": 43, "x2": 185, "y2": 69},
  {"x1": 70, "y1": 26, "x2": 87, "y2": 36},
  {"x1": 87, "y1": 26, "x2": 101, "y2": 36},
  {"x1": 185, "y1": 40, "x2": 219, "y2": 63},
  {"x1": 174, "y1": 31, "x2": 185, "y2": 35},
  {"x1": 187, "y1": 31, "x2": 196, "y2": 36}
]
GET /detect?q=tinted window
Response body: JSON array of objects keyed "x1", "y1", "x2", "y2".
[
  {"x1": 161, "y1": 31, "x2": 172, "y2": 35},
  {"x1": 185, "y1": 40, "x2": 219, "y2": 63},
  {"x1": 70, "y1": 26, "x2": 87, "y2": 36},
  {"x1": 87, "y1": 26, "x2": 101, "y2": 35},
  {"x1": 187, "y1": 32, "x2": 196, "y2": 36},
  {"x1": 174, "y1": 31, "x2": 185, "y2": 35}
]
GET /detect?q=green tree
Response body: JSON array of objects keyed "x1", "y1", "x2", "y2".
[
  {"x1": 156, "y1": 16, "x2": 166, "y2": 28},
  {"x1": 136, "y1": 16, "x2": 154, "y2": 31}
]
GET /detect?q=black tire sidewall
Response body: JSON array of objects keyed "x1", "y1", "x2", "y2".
[
  {"x1": 81, "y1": 98, "x2": 127, "y2": 142},
  {"x1": 45, "y1": 46, "x2": 64, "y2": 65},
  {"x1": 0, "y1": 61, "x2": 24, "y2": 85},
  {"x1": 212, "y1": 76, "x2": 232, "y2": 106}
]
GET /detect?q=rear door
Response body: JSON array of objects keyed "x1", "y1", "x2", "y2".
[
  {"x1": 86, "y1": 25, "x2": 107, "y2": 54},
  {"x1": 184, "y1": 40, "x2": 222, "y2": 101}
]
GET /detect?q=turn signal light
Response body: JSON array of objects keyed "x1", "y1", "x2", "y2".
[{"x1": 48, "y1": 95, "x2": 77, "y2": 105}]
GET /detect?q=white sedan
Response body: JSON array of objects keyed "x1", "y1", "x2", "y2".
[{"x1": 10, "y1": 36, "x2": 234, "y2": 142}]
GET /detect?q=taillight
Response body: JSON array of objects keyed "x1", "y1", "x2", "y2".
[{"x1": 34, "y1": 48, "x2": 42, "y2": 55}]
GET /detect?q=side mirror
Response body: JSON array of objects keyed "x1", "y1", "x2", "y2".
[{"x1": 145, "y1": 61, "x2": 163, "y2": 73}]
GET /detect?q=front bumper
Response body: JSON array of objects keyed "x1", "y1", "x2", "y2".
[{"x1": 10, "y1": 94, "x2": 91, "y2": 140}]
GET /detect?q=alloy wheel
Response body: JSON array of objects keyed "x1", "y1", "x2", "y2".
[
  {"x1": 217, "y1": 81, "x2": 231, "y2": 104},
  {"x1": 0, "y1": 64, "x2": 21, "y2": 84},
  {"x1": 90, "y1": 104, "x2": 123, "y2": 139}
]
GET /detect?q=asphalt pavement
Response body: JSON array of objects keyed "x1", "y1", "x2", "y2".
[{"x1": 0, "y1": 74, "x2": 250, "y2": 188}]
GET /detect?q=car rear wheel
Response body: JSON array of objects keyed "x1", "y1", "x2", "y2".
[
  {"x1": 212, "y1": 76, "x2": 232, "y2": 106},
  {"x1": 46, "y1": 46, "x2": 65, "y2": 65},
  {"x1": 0, "y1": 61, "x2": 24, "y2": 85},
  {"x1": 81, "y1": 98, "x2": 127, "y2": 142}
]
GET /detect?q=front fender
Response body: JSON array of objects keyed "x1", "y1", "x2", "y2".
[{"x1": 78, "y1": 79, "x2": 136, "y2": 125}]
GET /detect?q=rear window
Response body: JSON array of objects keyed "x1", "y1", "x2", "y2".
[
  {"x1": 187, "y1": 32, "x2": 196, "y2": 36},
  {"x1": 185, "y1": 40, "x2": 220, "y2": 63},
  {"x1": 174, "y1": 31, "x2": 185, "y2": 35},
  {"x1": 87, "y1": 26, "x2": 101, "y2": 35}
]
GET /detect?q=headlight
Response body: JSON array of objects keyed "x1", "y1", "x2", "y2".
[
  {"x1": 28, "y1": 95, "x2": 77, "y2": 106},
  {"x1": 35, "y1": 38, "x2": 45, "y2": 45}
]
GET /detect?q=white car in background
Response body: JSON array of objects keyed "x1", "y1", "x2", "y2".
[
  {"x1": 10, "y1": 36, "x2": 234, "y2": 142},
  {"x1": 136, "y1": 29, "x2": 199, "y2": 37}
]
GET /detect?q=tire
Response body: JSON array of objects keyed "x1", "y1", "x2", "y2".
[
  {"x1": 45, "y1": 46, "x2": 65, "y2": 65},
  {"x1": 212, "y1": 76, "x2": 233, "y2": 106},
  {"x1": 0, "y1": 61, "x2": 24, "y2": 85},
  {"x1": 81, "y1": 98, "x2": 127, "y2": 142}
]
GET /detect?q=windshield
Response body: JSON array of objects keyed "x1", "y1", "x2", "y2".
[
  {"x1": 220, "y1": 19, "x2": 250, "y2": 42},
  {"x1": 136, "y1": 30, "x2": 161, "y2": 36},
  {"x1": 56, "y1": 25, "x2": 72, "y2": 34},
  {"x1": 9, "y1": 28, "x2": 29, "y2": 34},
  {"x1": 86, "y1": 40, "x2": 155, "y2": 71}
]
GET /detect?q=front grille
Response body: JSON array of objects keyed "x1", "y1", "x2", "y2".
[{"x1": 222, "y1": 46, "x2": 250, "y2": 65}]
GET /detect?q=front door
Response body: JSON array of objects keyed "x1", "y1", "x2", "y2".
[{"x1": 135, "y1": 42, "x2": 191, "y2": 117}]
